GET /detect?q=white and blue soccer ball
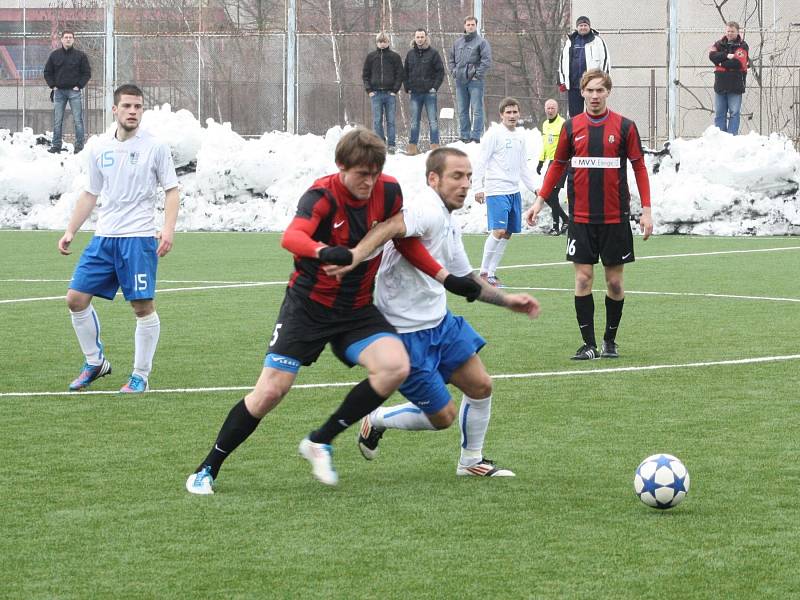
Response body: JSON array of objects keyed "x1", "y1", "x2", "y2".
[{"x1": 634, "y1": 453, "x2": 690, "y2": 509}]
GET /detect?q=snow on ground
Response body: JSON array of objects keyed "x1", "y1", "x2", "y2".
[{"x1": 1, "y1": 105, "x2": 798, "y2": 235}]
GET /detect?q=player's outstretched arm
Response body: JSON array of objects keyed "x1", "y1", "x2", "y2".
[
  {"x1": 470, "y1": 273, "x2": 540, "y2": 318},
  {"x1": 322, "y1": 212, "x2": 407, "y2": 278},
  {"x1": 157, "y1": 187, "x2": 180, "y2": 257},
  {"x1": 58, "y1": 191, "x2": 98, "y2": 255}
]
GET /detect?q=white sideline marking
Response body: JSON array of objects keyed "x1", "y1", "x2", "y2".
[
  {"x1": 497, "y1": 245, "x2": 800, "y2": 270},
  {"x1": 2, "y1": 354, "x2": 798, "y2": 398},
  {"x1": 510, "y1": 287, "x2": 800, "y2": 303}
]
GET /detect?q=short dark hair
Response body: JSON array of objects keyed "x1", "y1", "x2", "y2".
[
  {"x1": 61, "y1": 30, "x2": 75, "y2": 38},
  {"x1": 414, "y1": 28, "x2": 427, "y2": 35},
  {"x1": 113, "y1": 84, "x2": 144, "y2": 105},
  {"x1": 426, "y1": 147, "x2": 468, "y2": 179},
  {"x1": 335, "y1": 128, "x2": 386, "y2": 171},
  {"x1": 464, "y1": 16, "x2": 478, "y2": 25},
  {"x1": 579, "y1": 69, "x2": 612, "y2": 92},
  {"x1": 727, "y1": 21, "x2": 740, "y2": 31},
  {"x1": 499, "y1": 97, "x2": 520, "y2": 114}
]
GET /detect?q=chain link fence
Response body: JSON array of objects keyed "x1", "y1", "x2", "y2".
[{"x1": 0, "y1": 1, "x2": 797, "y2": 149}]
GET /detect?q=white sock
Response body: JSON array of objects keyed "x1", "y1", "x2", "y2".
[
  {"x1": 480, "y1": 234, "x2": 502, "y2": 274},
  {"x1": 70, "y1": 305, "x2": 104, "y2": 365},
  {"x1": 459, "y1": 394, "x2": 492, "y2": 466},
  {"x1": 370, "y1": 402, "x2": 436, "y2": 431},
  {"x1": 133, "y1": 312, "x2": 160, "y2": 380},
  {"x1": 487, "y1": 238, "x2": 509, "y2": 276}
]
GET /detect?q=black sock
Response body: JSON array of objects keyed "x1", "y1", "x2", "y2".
[
  {"x1": 309, "y1": 379, "x2": 386, "y2": 445},
  {"x1": 198, "y1": 398, "x2": 261, "y2": 479},
  {"x1": 604, "y1": 295, "x2": 625, "y2": 342},
  {"x1": 575, "y1": 294, "x2": 596, "y2": 347}
]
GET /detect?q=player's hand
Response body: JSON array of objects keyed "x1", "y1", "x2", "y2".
[
  {"x1": 318, "y1": 245, "x2": 353, "y2": 266},
  {"x1": 443, "y1": 274, "x2": 481, "y2": 302},
  {"x1": 523, "y1": 197, "x2": 545, "y2": 226},
  {"x1": 504, "y1": 293, "x2": 541, "y2": 319},
  {"x1": 558, "y1": 83, "x2": 567, "y2": 93},
  {"x1": 639, "y1": 212, "x2": 653, "y2": 241},
  {"x1": 156, "y1": 228, "x2": 174, "y2": 257},
  {"x1": 474, "y1": 192, "x2": 485, "y2": 204},
  {"x1": 58, "y1": 231, "x2": 74, "y2": 255}
]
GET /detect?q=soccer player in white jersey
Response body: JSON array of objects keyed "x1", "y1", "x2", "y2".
[
  {"x1": 473, "y1": 97, "x2": 538, "y2": 287},
  {"x1": 356, "y1": 147, "x2": 541, "y2": 476},
  {"x1": 58, "y1": 84, "x2": 179, "y2": 393}
]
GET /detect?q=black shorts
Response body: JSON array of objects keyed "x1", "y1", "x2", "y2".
[
  {"x1": 266, "y1": 287, "x2": 398, "y2": 368},
  {"x1": 566, "y1": 221, "x2": 635, "y2": 266}
]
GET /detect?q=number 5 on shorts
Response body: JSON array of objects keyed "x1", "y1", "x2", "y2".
[
  {"x1": 136, "y1": 273, "x2": 148, "y2": 291},
  {"x1": 270, "y1": 323, "x2": 283, "y2": 347}
]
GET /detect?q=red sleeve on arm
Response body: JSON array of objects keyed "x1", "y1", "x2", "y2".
[
  {"x1": 626, "y1": 125, "x2": 651, "y2": 208},
  {"x1": 394, "y1": 237, "x2": 444, "y2": 279},
  {"x1": 540, "y1": 129, "x2": 570, "y2": 195},
  {"x1": 280, "y1": 190, "x2": 330, "y2": 258}
]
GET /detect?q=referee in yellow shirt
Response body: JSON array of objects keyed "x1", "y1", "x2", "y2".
[{"x1": 536, "y1": 99, "x2": 569, "y2": 235}]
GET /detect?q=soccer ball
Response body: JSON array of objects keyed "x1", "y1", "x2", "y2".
[{"x1": 634, "y1": 453, "x2": 690, "y2": 509}]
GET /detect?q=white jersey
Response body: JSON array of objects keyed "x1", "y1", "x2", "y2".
[
  {"x1": 375, "y1": 187, "x2": 472, "y2": 333},
  {"x1": 86, "y1": 129, "x2": 179, "y2": 237},
  {"x1": 472, "y1": 124, "x2": 537, "y2": 196}
]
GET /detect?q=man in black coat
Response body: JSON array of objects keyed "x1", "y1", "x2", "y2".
[
  {"x1": 362, "y1": 32, "x2": 404, "y2": 153},
  {"x1": 43, "y1": 30, "x2": 91, "y2": 153},
  {"x1": 709, "y1": 21, "x2": 749, "y2": 135},
  {"x1": 403, "y1": 29, "x2": 444, "y2": 156}
]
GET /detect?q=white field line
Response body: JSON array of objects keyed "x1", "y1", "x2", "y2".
[
  {"x1": 2, "y1": 245, "x2": 799, "y2": 305},
  {"x1": 509, "y1": 287, "x2": 800, "y2": 303},
  {"x1": 497, "y1": 244, "x2": 800, "y2": 270},
  {"x1": 2, "y1": 353, "x2": 798, "y2": 398}
]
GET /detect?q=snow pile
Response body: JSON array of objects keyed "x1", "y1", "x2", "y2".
[{"x1": 0, "y1": 105, "x2": 797, "y2": 235}]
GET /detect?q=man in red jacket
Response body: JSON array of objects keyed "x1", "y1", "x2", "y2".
[
  {"x1": 524, "y1": 70, "x2": 652, "y2": 361},
  {"x1": 709, "y1": 21, "x2": 749, "y2": 135},
  {"x1": 185, "y1": 128, "x2": 480, "y2": 494}
]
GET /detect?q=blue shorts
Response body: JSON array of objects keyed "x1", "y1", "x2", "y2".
[
  {"x1": 398, "y1": 311, "x2": 486, "y2": 415},
  {"x1": 69, "y1": 236, "x2": 158, "y2": 301},
  {"x1": 486, "y1": 192, "x2": 522, "y2": 233}
]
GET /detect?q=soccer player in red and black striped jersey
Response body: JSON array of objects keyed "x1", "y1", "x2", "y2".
[
  {"x1": 524, "y1": 69, "x2": 653, "y2": 360},
  {"x1": 186, "y1": 129, "x2": 480, "y2": 493}
]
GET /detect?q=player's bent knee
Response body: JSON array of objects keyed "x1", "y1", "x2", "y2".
[
  {"x1": 463, "y1": 377, "x2": 492, "y2": 400},
  {"x1": 429, "y1": 404, "x2": 457, "y2": 429}
]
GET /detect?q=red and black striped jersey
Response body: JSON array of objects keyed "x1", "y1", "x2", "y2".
[
  {"x1": 283, "y1": 172, "x2": 403, "y2": 310},
  {"x1": 541, "y1": 109, "x2": 651, "y2": 224}
]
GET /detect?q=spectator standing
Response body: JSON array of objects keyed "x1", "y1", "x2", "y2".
[
  {"x1": 448, "y1": 15, "x2": 492, "y2": 143},
  {"x1": 558, "y1": 16, "x2": 610, "y2": 117},
  {"x1": 403, "y1": 29, "x2": 445, "y2": 156},
  {"x1": 537, "y1": 98, "x2": 569, "y2": 235},
  {"x1": 709, "y1": 21, "x2": 749, "y2": 135},
  {"x1": 43, "y1": 30, "x2": 91, "y2": 153},
  {"x1": 362, "y1": 32, "x2": 404, "y2": 154}
]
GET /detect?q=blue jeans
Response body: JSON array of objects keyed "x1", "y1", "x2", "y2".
[
  {"x1": 52, "y1": 88, "x2": 85, "y2": 149},
  {"x1": 370, "y1": 91, "x2": 397, "y2": 146},
  {"x1": 714, "y1": 92, "x2": 742, "y2": 135},
  {"x1": 455, "y1": 79, "x2": 485, "y2": 141},
  {"x1": 408, "y1": 92, "x2": 439, "y2": 145}
]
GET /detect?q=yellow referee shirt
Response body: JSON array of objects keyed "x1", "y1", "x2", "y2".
[{"x1": 538, "y1": 114, "x2": 566, "y2": 162}]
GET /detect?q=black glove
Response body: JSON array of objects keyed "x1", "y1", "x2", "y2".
[
  {"x1": 318, "y1": 246, "x2": 353, "y2": 266},
  {"x1": 443, "y1": 274, "x2": 481, "y2": 303},
  {"x1": 536, "y1": 161, "x2": 544, "y2": 175}
]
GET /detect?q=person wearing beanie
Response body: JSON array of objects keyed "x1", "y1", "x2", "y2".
[
  {"x1": 558, "y1": 16, "x2": 610, "y2": 117},
  {"x1": 362, "y1": 31, "x2": 405, "y2": 153}
]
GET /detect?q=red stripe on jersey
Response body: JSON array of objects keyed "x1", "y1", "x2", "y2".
[{"x1": 287, "y1": 172, "x2": 403, "y2": 310}]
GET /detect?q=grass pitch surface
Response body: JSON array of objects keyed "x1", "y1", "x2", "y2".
[{"x1": 2, "y1": 231, "x2": 799, "y2": 599}]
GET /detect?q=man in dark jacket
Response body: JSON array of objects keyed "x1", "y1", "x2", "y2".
[
  {"x1": 709, "y1": 21, "x2": 749, "y2": 135},
  {"x1": 403, "y1": 29, "x2": 444, "y2": 156},
  {"x1": 43, "y1": 30, "x2": 91, "y2": 153},
  {"x1": 362, "y1": 32, "x2": 404, "y2": 153},
  {"x1": 447, "y1": 15, "x2": 492, "y2": 143}
]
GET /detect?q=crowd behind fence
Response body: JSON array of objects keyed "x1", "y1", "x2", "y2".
[{"x1": 0, "y1": 3, "x2": 798, "y2": 150}]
